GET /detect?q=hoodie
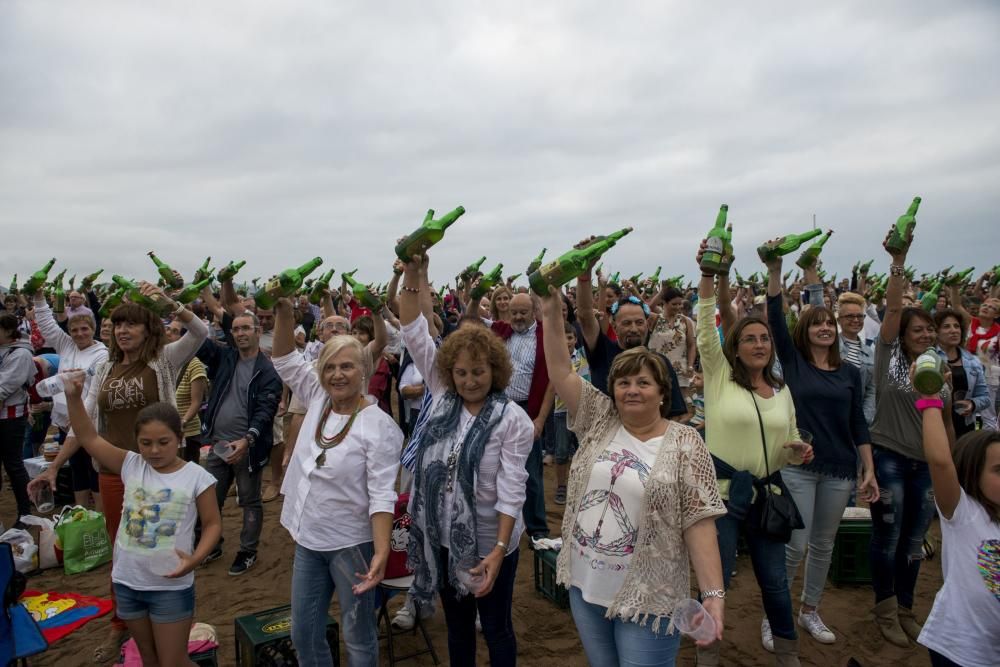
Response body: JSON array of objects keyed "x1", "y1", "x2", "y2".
[{"x1": 0, "y1": 339, "x2": 36, "y2": 419}]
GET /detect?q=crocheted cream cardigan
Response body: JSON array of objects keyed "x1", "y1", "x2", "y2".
[{"x1": 555, "y1": 382, "x2": 725, "y2": 631}]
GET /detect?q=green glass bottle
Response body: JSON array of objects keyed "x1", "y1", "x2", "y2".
[
  {"x1": 700, "y1": 204, "x2": 730, "y2": 274},
  {"x1": 920, "y1": 279, "x2": 943, "y2": 311},
  {"x1": 111, "y1": 275, "x2": 176, "y2": 316},
  {"x1": 529, "y1": 228, "x2": 633, "y2": 296},
  {"x1": 8, "y1": 274, "x2": 17, "y2": 295},
  {"x1": 53, "y1": 271, "x2": 66, "y2": 313},
  {"x1": 309, "y1": 269, "x2": 336, "y2": 305},
  {"x1": 99, "y1": 287, "x2": 127, "y2": 317},
  {"x1": 944, "y1": 267, "x2": 975, "y2": 287},
  {"x1": 342, "y1": 273, "x2": 383, "y2": 310},
  {"x1": 609, "y1": 272, "x2": 621, "y2": 285},
  {"x1": 913, "y1": 349, "x2": 945, "y2": 395},
  {"x1": 886, "y1": 196, "x2": 921, "y2": 253},
  {"x1": 734, "y1": 269, "x2": 746, "y2": 287},
  {"x1": 782, "y1": 270, "x2": 792, "y2": 283},
  {"x1": 395, "y1": 206, "x2": 466, "y2": 262},
  {"x1": 255, "y1": 257, "x2": 324, "y2": 310},
  {"x1": 218, "y1": 260, "x2": 246, "y2": 282},
  {"x1": 49, "y1": 269, "x2": 67, "y2": 290},
  {"x1": 859, "y1": 259, "x2": 874, "y2": 275},
  {"x1": 795, "y1": 229, "x2": 834, "y2": 270},
  {"x1": 23, "y1": 258, "x2": 57, "y2": 294},
  {"x1": 757, "y1": 229, "x2": 823, "y2": 263},
  {"x1": 194, "y1": 257, "x2": 212, "y2": 283},
  {"x1": 81, "y1": 269, "x2": 104, "y2": 290},
  {"x1": 628, "y1": 272, "x2": 643, "y2": 285},
  {"x1": 471, "y1": 263, "x2": 504, "y2": 301},
  {"x1": 507, "y1": 272, "x2": 522, "y2": 284},
  {"x1": 438, "y1": 284, "x2": 447, "y2": 301},
  {"x1": 649, "y1": 266, "x2": 662, "y2": 285},
  {"x1": 147, "y1": 251, "x2": 183, "y2": 289},
  {"x1": 460, "y1": 257, "x2": 487, "y2": 283},
  {"x1": 526, "y1": 248, "x2": 547, "y2": 275},
  {"x1": 176, "y1": 276, "x2": 215, "y2": 304},
  {"x1": 720, "y1": 223, "x2": 735, "y2": 274},
  {"x1": 594, "y1": 262, "x2": 603, "y2": 276},
  {"x1": 667, "y1": 274, "x2": 685, "y2": 287},
  {"x1": 68, "y1": 274, "x2": 77, "y2": 291}
]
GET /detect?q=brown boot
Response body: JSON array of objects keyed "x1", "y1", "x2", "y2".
[
  {"x1": 898, "y1": 605, "x2": 923, "y2": 641},
  {"x1": 772, "y1": 636, "x2": 801, "y2": 667},
  {"x1": 696, "y1": 642, "x2": 721, "y2": 666},
  {"x1": 872, "y1": 597, "x2": 911, "y2": 648}
]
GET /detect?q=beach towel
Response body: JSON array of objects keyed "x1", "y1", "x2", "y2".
[{"x1": 20, "y1": 589, "x2": 113, "y2": 643}]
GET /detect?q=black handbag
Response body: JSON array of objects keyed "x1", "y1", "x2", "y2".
[{"x1": 749, "y1": 391, "x2": 804, "y2": 544}]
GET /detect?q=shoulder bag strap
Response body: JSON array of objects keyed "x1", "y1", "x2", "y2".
[{"x1": 748, "y1": 390, "x2": 772, "y2": 494}]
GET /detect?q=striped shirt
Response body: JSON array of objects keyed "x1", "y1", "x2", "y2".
[
  {"x1": 174, "y1": 357, "x2": 208, "y2": 437},
  {"x1": 505, "y1": 323, "x2": 537, "y2": 403},
  {"x1": 842, "y1": 337, "x2": 863, "y2": 369}
]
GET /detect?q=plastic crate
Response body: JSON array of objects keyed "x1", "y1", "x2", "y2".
[
  {"x1": 192, "y1": 647, "x2": 218, "y2": 666},
  {"x1": 829, "y1": 519, "x2": 872, "y2": 585},
  {"x1": 234, "y1": 604, "x2": 339, "y2": 666},
  {"x1": 533, "y1": 549, "x2": 569, "y2": 609}
]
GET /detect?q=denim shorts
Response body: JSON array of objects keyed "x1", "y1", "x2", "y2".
[{"x1": 112, "y1": 582, "x2": 195, "y2": 623}]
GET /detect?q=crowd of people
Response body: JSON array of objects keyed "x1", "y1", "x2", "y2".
[{"x1": 1, "y1": 216, "x2": 999, "y2": 667}]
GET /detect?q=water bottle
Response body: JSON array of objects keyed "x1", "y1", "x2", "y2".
[{"x1": 35, "y1": 367, "x2": 97, "y2": 398}]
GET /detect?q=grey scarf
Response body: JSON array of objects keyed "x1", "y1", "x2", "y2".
[{"x1": 407, "y1": 390, "x2": 508, "y2": 612}]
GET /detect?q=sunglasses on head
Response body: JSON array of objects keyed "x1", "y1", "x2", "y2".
[{"x1": 610, "y1": 296, "x2": 651, "y2": 317}]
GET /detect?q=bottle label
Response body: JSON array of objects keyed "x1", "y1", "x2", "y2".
[{"x1": 705, "y1": 237, "x2": 724, "y2": 254}]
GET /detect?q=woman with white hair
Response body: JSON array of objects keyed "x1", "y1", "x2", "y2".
[{"x1": 271, "y1": 297, "x2": 402, "y2": 667}]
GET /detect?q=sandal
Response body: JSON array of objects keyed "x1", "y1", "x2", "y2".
[{"x1": 93, "y1": 634, "x2": 125, "y2": 664}]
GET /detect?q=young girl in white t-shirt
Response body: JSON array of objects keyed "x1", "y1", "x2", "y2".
[
  {"x1": 64, "y1": 372, "x2": 221, "y2": 667},
  {"x1": 914, "y1": 372, "x2": 1000, "y2": 667}
]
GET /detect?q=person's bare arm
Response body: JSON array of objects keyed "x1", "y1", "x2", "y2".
[
  {"x1": 717, "y1": 274, "x2": 737, "y2": 341},
  {"x1": 200, "y1": 285, "x2": 225, "y2": 321},
  {"x1": 577, "y1": 271, "x2": 600, "y2": 351},
  {"x1": 272, "y1": 298, "x2": 297, "y2": 358},
  {"x1": 64, "y1": 373, "x2": 127, "y2": 474},
  {"x1": 880, "y1": 228, "x2": 911, "y2": 344},
  {"x1": 684, "y1": 517, "x2": 725, "y2": 645},
  {"x1": 182, "y1": 376, "x2": 207, "y2": 425},
  {"x1": 918, "y1": 398, "x2": 961, "y2": 518},
  {"x1": 387, "y1": 261, "x2": 403, "y2": 317},
  {"x1": 540, "y1": 287, "x2": 583, "y2": 415},
  {"x1": 366, "y1": 308, "x2": 388, "y2": 361},
  {"x1": 949, "y1": 284, "x2": 971, "y2": 326},
  {"x1": 533, "y1": 384, "x2": 555, "y2": 441},
  {"x1": 221, "y1": 278, "x2": 242, "y2": 317}
]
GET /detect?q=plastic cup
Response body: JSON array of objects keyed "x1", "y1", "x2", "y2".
[
  {"x1": 454, "y1": 560, "x2": 484, "y2": 595},
  {"x1": 212, "y1": 441, "x2": 233, "y2": 460},
  {"x1": 333, "y1": 547, "x2": 369, "y2": 595},
  {"x1": 148, "y1": 550, "x2": 181, "y2": 577},
  {"x1": 672, "y1": 598, "x2": 717, "y2": 642},
  {"x1": 31, "y1": 482, "x2": 55, "y2": 514},
  {"x1": 795, "y1": 429, "x2": 813, "y2": 444}
]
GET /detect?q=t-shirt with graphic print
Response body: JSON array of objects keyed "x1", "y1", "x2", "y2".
[
  {"x1": 97, "y1": 362, "x2": 159, "y2": 472},
  {"x1": 918, "y1": 488, "x2": 1000, "y2": 667},
  {"x1": 554, "y1": 349, "x2": 591, "y2": 414},
  {"x1": 569, "y1": 425, "x2": 663, "y2": 607},
  {"x1": 112, "y1": 452, "x2": 216, "y2": 591}
]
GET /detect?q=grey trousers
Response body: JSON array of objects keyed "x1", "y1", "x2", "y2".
[{"x1": 204, "y1": 452, "x2": 264, "y2": 553}]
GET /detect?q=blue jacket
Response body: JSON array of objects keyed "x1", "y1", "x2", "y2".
[
  {"x1": 196, "y1": 329, "x2": 282, "y2": 474},
  {"x1": 839, "y1": 337, "x2": 876, "y2": 425},
  {"x1": 938, "y1": 346, "x2": 991, "y2": 427}
]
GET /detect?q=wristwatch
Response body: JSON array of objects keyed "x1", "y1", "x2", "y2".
[
  {"x1": 701, "y1": 589, "x2": 726, "y2": 600},
  {"x1": 245, "y1": 432, "x2": 257, "y2": 447},
  {"x1": 493, "y1": 540, "x2": 508, "y2": 553}
]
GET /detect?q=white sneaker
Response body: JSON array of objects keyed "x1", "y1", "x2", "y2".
[
  {"x1": 391, "y1": 605, "x2": 415, "y2": 631},
  {"x1": 798, "y1": 610, "x2": 836, "y2": 644},
  {"x1": 760, "y1": 618, "x2": 774, "y2": 653}
]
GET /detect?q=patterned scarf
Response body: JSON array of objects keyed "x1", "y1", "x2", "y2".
[{"x1": 406, "y1": 389, "x2": 507, "y2": 612}]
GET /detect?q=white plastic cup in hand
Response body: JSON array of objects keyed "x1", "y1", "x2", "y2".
[
  {"x1": 333, "y1": 547, "x2": 369, "y2": 595},
  {"x1": 455, "y1": 559, "x2": 484, "y2": 594},
  {"x1": 31, "y1": 481, "x2": 55, "y2": 513},
  {"x1": 672, "y1": 598, "x2": 717, "y2": 643},
  {"x1": 795, "y1": 429, "x2": 813, "y2": 445},
  {"x1": 148, "y1": 550, "x2": 181, "y2": 577},
  {"x1": 212, "y1": 441, "x2": 233, "y2": 460}
]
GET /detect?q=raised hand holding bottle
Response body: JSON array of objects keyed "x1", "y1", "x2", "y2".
[{"x1": 395, "y1": 205, "x2": 466, "y2": 262}]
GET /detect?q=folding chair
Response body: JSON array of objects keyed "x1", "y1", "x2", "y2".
[{"x1": 0, "y1": 542, "x2": 48, "y2": 665}]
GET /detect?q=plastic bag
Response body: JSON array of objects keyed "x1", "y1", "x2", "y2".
[
  {"x1": 53, "y1": 505, "x2": 111, "y2": 575},
  {"x1": 0, "y1": 527, "x2": 39, "y2": 573},
  {"x1": 19, "y1": 514, "x2": 59, "y2": 570}
]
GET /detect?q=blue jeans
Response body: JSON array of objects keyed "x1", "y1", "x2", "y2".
[
  {"x1": 569, "y1": 587, "x2": 681, "y2": 666},
  {"x1": 439, "y1": 547, "x2": 519, "y2": 667},
  {"x1": 716, "y1": 506, "x2": 797, "y2": 640},
  {"x1": 868, "y1": 446, "x2": 936, "y2": 608},
  {"x1": 551, "y1": 413, "x2": 578, "y2": 465},
  {"x1": 291, "y1": 542, "x2": 378, "y2": 667},
  {"x1": 523, "y1": 437, "x2": 548, "y2": 537},
  {"x1": 782, "y1": 466, "x2": 854, "y2": 608}
]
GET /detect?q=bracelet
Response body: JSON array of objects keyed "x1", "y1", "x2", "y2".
[
  {"x1": 171, "y1": 302, "x2": 185, "y2": 316},
  {"x1": 889, "y1": 264, "x2": 906, "y2": 277},
  {"x1": 701, "y1": 589, "x2": 726, "y2": 600},
  {"x1": 701, "y1": 272, "x2": 716, "y2": 278},
  {"x1": 577, "y1": 276, "x2": 591, "y2": 283},
  {"x1": 493, "y1": 539, "x2": 507, "y2": 552},
  {"x1": 400, "y1": 285, "x2": 420, "y2": 293},
  {"x1": 915, "y1": 398, "x2": 944, "y2": 411}
]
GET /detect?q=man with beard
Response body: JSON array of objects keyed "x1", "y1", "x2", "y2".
[
  {"x1": 196, "y1": 311, "x2": 282, "y2": 574},
  {"x1": 489, "y1": 292, "x2": 553, "y2": 540},
  {"x1": 576, "y1": 267, "x2": 688, "y2": 420}
]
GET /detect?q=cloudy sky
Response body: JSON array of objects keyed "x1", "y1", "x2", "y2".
[{"x1": 3, "y1": 1, "x2": 999, "y2": 289}]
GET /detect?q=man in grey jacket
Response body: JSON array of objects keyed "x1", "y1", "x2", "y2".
[{"x1": 0, "y1": 313, "x2": 36, "y2": 526}]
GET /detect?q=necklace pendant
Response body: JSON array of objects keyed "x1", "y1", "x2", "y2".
[{"x1": 316, "y1": 452, "x2": 326, "y2": 468}]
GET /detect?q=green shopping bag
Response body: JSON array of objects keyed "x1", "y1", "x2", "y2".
[{"x1": 53, "y1": 505, "x2": 112, "y2": 575}]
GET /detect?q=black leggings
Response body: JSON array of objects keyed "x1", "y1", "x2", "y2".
[
  {"x1": 0, "y1": 416, "x2": 32, "y2": 516},
  {"x1": 928, "y1": 649, "x2": 963, "y2": 667}
]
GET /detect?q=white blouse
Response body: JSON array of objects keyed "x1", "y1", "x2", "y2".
[
  {"x1": 401, "y1": 314, "x2": 534, "y2": 558},
  {"x1": 273, "y1": 350, "x2": 402, "y2": 552}
]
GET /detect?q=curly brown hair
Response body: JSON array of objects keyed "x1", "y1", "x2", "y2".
[
  {"x1": 108, "y1": 303, "x2": 166, "y2": 365},
  {"x1": 436, "y1": 325, "x2": 512, "y2": 393}
]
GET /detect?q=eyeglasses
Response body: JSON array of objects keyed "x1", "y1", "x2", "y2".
[
  {"x1": 738, "y1": 335, "x2": 771, "y2": 346},
  {"x1": 838, "y1": 314, "x2": 865, "y2": 321},
  {"x1": 610, "y1": 296, "x2": 651, "y2": 317},
  {"x1": 231, "y1": 325, "x2": 257, "y2": 333}
]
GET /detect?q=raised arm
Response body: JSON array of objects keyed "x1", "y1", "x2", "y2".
[
  {"x1": 199, "y1": 285, "x2": 225, "y2": 321},
  {"x1": 949, "y1": 284, "x2": 971, "y2": 326},
  {"x1": 880, "y1": 226, "x2": 912, "y2": 344},
  {"x1": 272, "y1": 297, "x2": 297, "y2": 358},
  {"x1": 386, "y1": 261, "x2": 403, "y2": 318},
  {"x1": 576, "y1": 273, "x2": 600, "y2": 353},
  {"x1": 540, "y1": 286, "x2": 582, "y2": 416},
  {"x1": 917, "y1": 391, "x2": 961, "y2": 518},
  {"x1": 32, "y1": 291, "x2": 74, "y2": 353},
  {"x1": 64, "y1": 372, "x2": 127, "y2": 474},
  {"x1": 717, "y1": 274, "x2": 738, "y2": 341},
  {"x1": 220, "y1": 278, "x2": 243, "y2": 318}
]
